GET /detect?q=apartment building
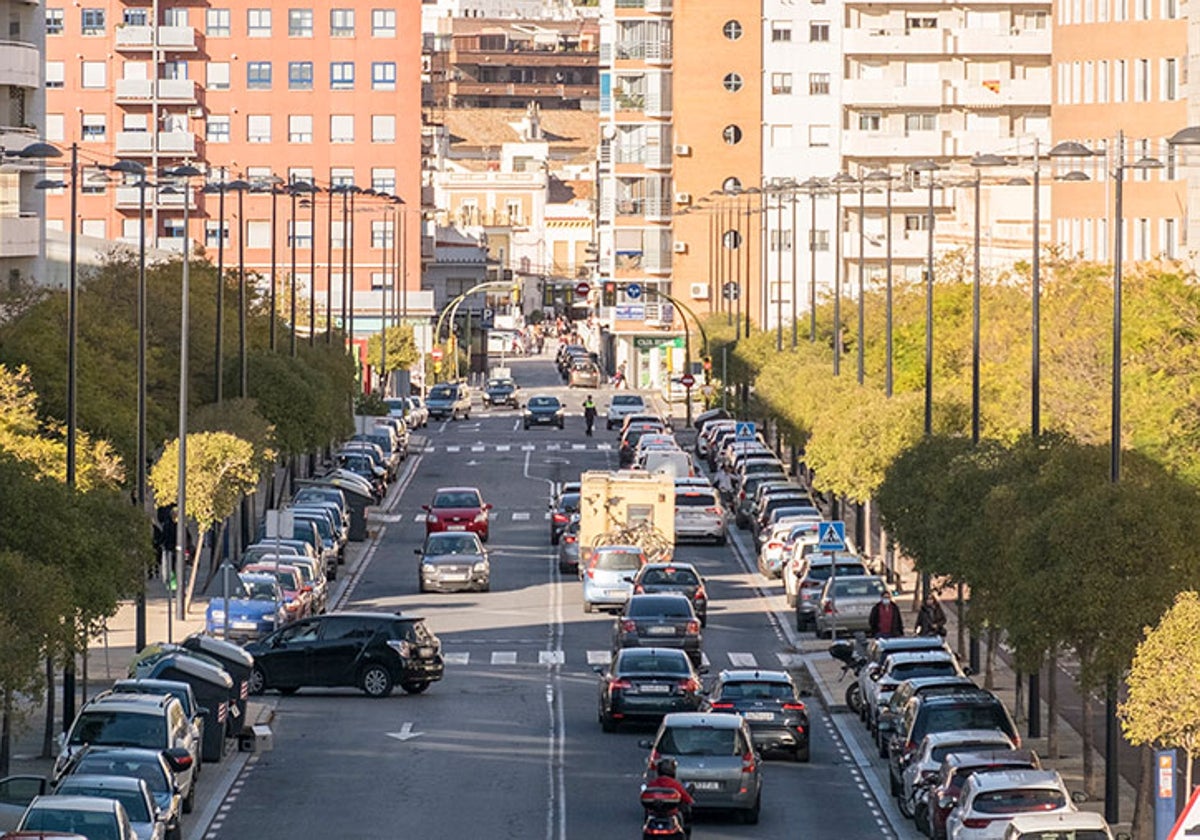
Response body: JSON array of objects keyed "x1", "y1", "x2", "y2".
[
  {"x1": 43, "y1": 1, "x2": 426, "y2": 340},
  {"x1": 1050, "y1": 0, "x2": 1186, "y2": 261},
  {"x1": 0, "y1": 0, "x2": 46, "y2": 286}
]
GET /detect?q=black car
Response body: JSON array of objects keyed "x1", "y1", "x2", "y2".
[
  {"x1": 701, "y1": 669, "x2": 811, "y2": 761},
  {"x1": 612, "y1": 594, "x2": 702, "y2": 665},
  {"x1": 245, "y1": 611, "x2": 444, "y2": 698},
  {"x1": 484, "y1": 377, "x2": 520, "y2": 408},
  {"x1": 593, "y1": 647, "x2": 704, "y2": 732},
  {"x1": 549, "y1": 489, "x2": 581, "y2": 544},
  {"x1": 524, "y1": 394, "x2": 564, "y2": 429},
  {"x1": 630, "y1": 562, "x2": 708, "y2": 626}
]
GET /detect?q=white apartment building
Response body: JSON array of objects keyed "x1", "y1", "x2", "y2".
[{"x1": 0, "y1": 0, "x2": 46, "y2": 286}]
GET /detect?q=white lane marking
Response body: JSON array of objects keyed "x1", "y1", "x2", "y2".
[
  {"x1": 413, "y1": 514, "x2": 426, "y2": 523},
  {"x1": 423, "y1": 446, "x2": 435, "y2": 453},
  {"x1": 492, "y1": 651, "x2": 518, "y2": 665},
  {"x1": 522, "y1": 445, "x2": 536, "y2": 451},
  {"x1": 443, "y1": 652, "x2": 469, "y2": 665},
  {"x1": 497, "y1": 445, "x2": 511, "y2": 452},
  {"x1": 445, "y1": 445, "x2": 461, "y2": 453},
  {"x1": 587, "y1": 650, "x2": 612, "y2": 666},
  {"x1": 701, "y1": 652, "x2": 711, "y2": 668},
  {"x1": 539, "y1": 650, "x2": 565, "y2": 665},
  {"x1": 545, "y1": 493, "x2": 568, "y2": 840},
  {"x1": 546, "y1": 444, "x2": 561, "y2": 451},
  {"x1": 728, "y1": 652, "x2": 758, "y2": 668},
  {"x1": 471, "y1": 445, "x2": 486, "y2": 452},
  {"x1": 513, "y1": 419, "x2": 521, "y2": 432},
  {"x1": 512, "y1": 512, "x2": 531, "y2": 521},
  {"x1": 571, "y1": 444, "x2": 587, "y2": 451},
  {"x1": 596, "y1": 443, "x2": 612, "y2": 451},
  {"x1": 544, "y1": 512, "x2": 551, "y2": 520},
  {"x1": 776, "y1": 652, "x2": 806, "y2": 669}
]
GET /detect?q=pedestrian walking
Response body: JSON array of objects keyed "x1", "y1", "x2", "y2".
[
  {"x1": 714, "y1": 463, "x2": 734, "y2": 504},
  {"x1": 583, "y1": 395, "x2": 597, "y2": 437},
  {"x1": 914, "y1": 592, "x2": 947, "y2": 637},
  {"x1": 868, "y1": 589, "x2": 904, "y2": 638}
]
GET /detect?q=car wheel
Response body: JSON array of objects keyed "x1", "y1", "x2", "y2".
[
  {"x1": 600, "y1": 710, "x2": 617, "y2": 733},
  {"x1": 583, "y1": 601, "x2": 594, "y2": 614},
  {"x1": 360, "y1": 664, "x2": 394, "y2": 697},
  {"x1": 464, "y1": 412, "x2": 470, "y2": 420},
  {"x1": 523, "y1": 422, "x2": 530, "y2": 430},
  {"x1": 479, "y1": 581, "x2": 490, "y2": 592},
  {"x1": 557, "y1": 421, "x2": 564, "y2": 429},
  {"x1": 183, "y1": 782, "x2": 196, "y2": 814},
  {"x1": 401, "y1": 680, "x2": 430, "y2": 695},
  {"x1": 418, "y1": 578, "x2": 427, "y2": 593},
  {"x1": 716, "y1": 532, "x2": 728, "y2": 546},
  {"x1": 248, "y1": 665, "x2": 267, "y2": 696},
  {"x1": 167, "y1": 821, "x2": 182, "y2": 840},
  {"x1": 795, "y1": 744, "x2": 811, "y2": 763},
  {"x1": 742, "y1": 794, "x2": 761, "y2": 825}
]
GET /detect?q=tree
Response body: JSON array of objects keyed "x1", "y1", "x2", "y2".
[{"x1": 365, "y1": 325, "x2": 419, "y2": 378}]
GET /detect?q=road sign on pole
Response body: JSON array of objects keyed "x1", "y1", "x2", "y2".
[
  {"x1": 481, "y1": 308, "x2": 494, "y2": 329},
  {"x1": 625, "y1": 282, "x2": 643, "y2": 300},
  {"x1": 817, "y1": 521, "x2": 847, "y2": 552},
  {"x1": 735, "y1": 421, "x2": 756, "y2": 442},
  {"x1": 431, "y1": 346, "x2": 444, "y2": 363},
  {"x1": 680, "y1": 373, "x2": 695, "y2": 388},
  {"x1": 575, "y1": 282, "x2": 590, "y2": 297},
  {"x1": 722, "y1": 282, "x2": 740, "y2": 301}
]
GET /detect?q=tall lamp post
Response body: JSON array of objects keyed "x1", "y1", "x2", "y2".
[
  {"x1": 967, "y1": 154, "x2": 1007, "y2": 442},
  {"x1": 830, "y1": 172, "x2": 857, "y2": 376},
  {"x1": 864, "y1": 170, "x2": 897, "y2": 396},
  {"x1": 305, "y1": 186, "x2": 320, "y2": 347},
  {"x1": 798, "y1": 178, "x2": 826, "y2": 344},
  {"x1": 201, "y1": 171, "x2": 230, "y2": 402},
  {"x1": 224, "y1": 179, "x2": 251, "y2": 397},
  {"x1": 251, "y1": 175, "x2": 285, "y2": 351}
]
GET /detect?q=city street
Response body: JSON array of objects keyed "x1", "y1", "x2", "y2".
[{"x1": 205, "y1": 357, "x2": 897, "y2": 840}]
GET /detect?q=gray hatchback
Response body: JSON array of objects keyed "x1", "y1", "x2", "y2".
[{"x1": 814, "y1": 575, "x2": 890, "y2": 638}]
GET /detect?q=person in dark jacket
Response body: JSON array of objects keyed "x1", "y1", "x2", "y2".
[
  {"x1": 914, "y1": 593, "x2": 947, "y2": 637},
  {"x1": 868, "y1": 590, "x2": 904, "y2": 638}
]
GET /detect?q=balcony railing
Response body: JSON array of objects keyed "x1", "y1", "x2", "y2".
[
  {"x1": 114, "y1": 130, "x2": 196, "y2": 156},
  {"x1": 0, "y1": 214, "x2": 39, "y2": 259},
  {"x1": 114, "y1": 78, "x2": 198, "y2": 103},
  {"x1": 0, "y1": 40, "x2": 39, "y2": 88},
  {"x1": 114, "y1": 25, "x2": 197, "y2": 51}
]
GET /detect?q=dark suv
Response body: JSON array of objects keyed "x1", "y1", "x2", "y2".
[{"x1": 245, "y1": 611, "x2": 444, "y2": 698}]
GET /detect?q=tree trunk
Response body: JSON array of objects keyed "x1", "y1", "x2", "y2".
[
  {"x1": 40, "y1": 656, "x2": 55, "y2": 759},
  {"x1": 1014, "y1": 670, "x2": 1026, "y2": 725},
  {"x1": 1188, "y1": 747, "x2": 1195, "y2": 802},
  {"x1": 956, "y1": 583, "x2": 966, "y2": 662},
  {"x1": 1081, "y1": 692, "x2": 1098, "y2": 798},
  {"x1": 1131, "y1": 745, "x2": 1154, "y2": 840},
  {"x1": 984, "y1": 627, "x2": 999, "y2": 691},
  {"x1": 80, "y1": 635, "x2": 88, "y2": 708},
  {"x1": 1, "y1": 691, "x2": 12, "y2": 777},
  {"x1": 1046, "y1": 651, "x2": 1059, "y2": 759},
  {"x1": 203, "y1": 520, "x2": 229, "y2": 591},
  {"x1": 182, "y1": 527, "x2": 209, "y2": 616}
]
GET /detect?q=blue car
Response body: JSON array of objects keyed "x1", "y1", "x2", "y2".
[{"x1": 205, "y1": 573, "x2": 287, "y2": 642}]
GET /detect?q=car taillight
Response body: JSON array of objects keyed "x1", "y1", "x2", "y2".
[
  {"x1": 565, "y1": 535, "x2": 577, "y2": 544},
  {"x1": 1012, "y1": 733, "x2": 1022, "y2": 748},
  {"x1": 766, "y1": 541, "x2": 782, "y2": 552},
  {"x1": 823, "y1": 601, "x2": 836, "y2": 614},
  {"x1": 782, "y1": 702, "x2": 806, "y2": 711},
  {"x1": 586, "y1": 569, "x2": 595, "y2": 579},
  {"x1": 678, "y1": 678, "x2": 701, "y2": 693},
  {"x1": 610, "y1": 678, "x2": 632, "y2": 690},
  {"x1": 553, "y1": 513, "x2": 568, "y2": 523},
  {"x1": 704, "y1": 507, "x2": 721, "y2": 515},
  {"x1": 693, "y1": 586, "x2": 706, "y2": 601},
  {"x1": 709, "y1": 701, "x2": 735, "y2": 710},
  {"x1": 621, "y1": 619, "x2": 637, "y2": 632},
  {"x1": 741, "y1": 751, "x2": 756, "y2": 773},
  {"x1": 962, "y1": 818, "x2": 991, "y2": 829},
  {"x1": 738, "y1": 491, "x2": 746, "y2": 502},
  {"x1": 685, "y1": 620, "x2": 700, "y2": 634}
]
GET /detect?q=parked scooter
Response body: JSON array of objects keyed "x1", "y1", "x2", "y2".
[
  {"x1": 641, "y1": 785, "x2": 687, "y2": 839},
  {"x1": 829, "y1": 639, "x2": 868, "y2": 715}
]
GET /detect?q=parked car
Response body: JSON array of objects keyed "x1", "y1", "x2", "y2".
[
  {"x1": 787, "y1": 549, "x2": 865, "y2": 614},
  {"x1": 661, "y1": 375, "x2": 689, "y2": 403},
  {"x1": 673, "y1": 487, "x2": 726, "y2": 545},
  {"x1": 245, "y1": 611, "x2": 445, "y2": 698},
  {"x1": 1003, "y1": 811, "x2": 1115, "y2": 840},
  {"x1": 423, "y1": 486, "x2": 492, "y2": 541},
  {"x1": 548, "y1": 487, "x2": 581, "y2": 544},
  {"x1": 814, "y1": 575, "x2": 891, "y2": 638},
  {"x1": 56, "y1": 748, "x2": 187, "y2": 840},
  {"x1": 53, "y1": 775, "x2": 165, "y2": 840},
  {"x1": 924, "y1": 749, "x2": 1043, "y2": 840},
  {"x1": 594, "y1": 647, "x2": 705, "y2": 732},
  {"x1": 876, "y1": 676, "x2": 979, "y2": 758},
  {"x1": 605, "y1": 394, "x2": 648, "y2": 430},
  {"x1": 612, "y1": 594, "x2": 702, "y2": 666},
  {"x1": 759, "y1": 520, "x2": 821, "y2": 579},
  {"x1": 899, "y1": 730, "x2": 1017, "y2": 820},
  {"x1": 700, "y1": 669, "x2": 810, "y2": 761},
  {"x1": 523, "y1": 395, "x2": 564, "y2": 430},
  {"x1": 16, "y1": 796, "x2": 137, "y2": 840},
  {"x1": 557, "y1": 518, "x2": 581, "y2": 575},
  {"x1": 581, "y1": 545, "x2": 647, "y2": 613},
  {"x1": 240, "y1": 563, "x2": 311, "y2": 622},
  {"x1": 629, "y1": 562, "x2": 708, "y2": 626},
  {"x1": 425, "y1": 381, "x2": 472, "y2": 421},
  {"x1": 944, "y1": 769, "x2": 1073, "y2": 840},
  {"x1": 106, "y1": 679, "x2": 204, "y2": 764},
  {"x1": 204, "y1": 573, "x2": 287, "y2": 642},
  {"x1": 416, "y1": 532, "x2": 490, "y2": 593},
  {"x1": 406, "y1": 396, "x2": 429, "y2": 429},
  {"x1": 484, "y1": 378, "x2": 520, "y2": 408},
  {"x1": 639, "y1": 712, "x2": 763, "y2": 823},
  {"x1": 864, "y1": 651, "x2": 968, "y2": 738}
]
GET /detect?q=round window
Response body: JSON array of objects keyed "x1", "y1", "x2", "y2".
[
  {"x1": 723, "y1": 73, "x2": 743, "y2": 93},
  {"x1": 723, "y1": 20, "x2": 743, "y2": 40},
  {"x1": 722, "y1": 125, "x2": 743, "y2": 145},
  {"x1": 722, "y1": 230, "x2": 743, "y2": 249},
  {"x1": 722, "y1": 177, "x2": 742, "y2": 193}
]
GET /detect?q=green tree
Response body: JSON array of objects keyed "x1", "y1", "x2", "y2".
[
  {"x1": 365, "y1": 324, "x2": 419, "y2": 377},
  {"x1": 1121, "y1": 590, "x2": 1200, "y2": 794}
]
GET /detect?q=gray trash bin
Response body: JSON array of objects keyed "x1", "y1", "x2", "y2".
[
  {"x1": 142, "y1": 654, "x2": 234, "y2": 763},
  {"x1": 182, "y1": 634, "x2": 254, "y2": 728}
]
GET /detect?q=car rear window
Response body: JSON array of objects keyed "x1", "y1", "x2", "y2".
[
  {"x1": 58, "y1": 783, "x2": 151, "y2": 822},
  {"x1": 529, "y1": 397, "x2": 559, "y2": 408},
  {"x1": 70, "y1": 710, "x2": 166, "y2": 749},
  {"x1": 918, "y1": 703, "x2": 1012, "y2": 742},
  {"x1": 559, "y1": 493, "x2": 580, "y2": 511},
  {"x1": 807, "y1": 564, "x2": 868, "y2": 582},
  {"x1": 659, "y1": 726, "x2": 738, "y2": 756},
  {"x1": 616, "y1": 651, "x2": 690, "y2": 675},
  {"x1": 892, "y1": 661, "x2": 959, "y2": 680},
  {"x1": 74, "y1": 755, "x2": 168, "y2": 794},
  {"x1": 929, "y1": 741, "x2": 1011, "y2": 763},
  {"x1": 832, "y1": 578, "x2": 887, "y2": 598},
  {"x1": 429, "y1": 385, "x2": 454, "y2": 399},
  {"x1": 22, "y1": 809, "x2": 121, "y2": 840},
  {"x1": 594, "y1": 551, "x2": 644, "y2": 571},
  {"x1": 720, "y1": 681, "x2": 794, "y2": 700},
  {"x1": 613, "y1": 395, "x2": 644, "y2": 407},
  {"x1": 972, "y1": 788, "x2": 1066, "y2": 815},
  {"x1": 628, "y1": 596, "x2": 692, "y2": 617},
  {"x1": 641, "y1": 567, "x2": 699, "y2": 586},
  {"x1": 676, "y1": 492, "x2": 717, "y2": 507},
  {"x1": 433, "y1": 491, "x2": 481, "y2": 508}
]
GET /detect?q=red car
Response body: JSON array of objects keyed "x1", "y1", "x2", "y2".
[{"x1": 423, "y1": 486, "x2": 492, "y2": 542}]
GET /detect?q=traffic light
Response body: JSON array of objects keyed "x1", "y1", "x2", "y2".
[
  {"x1": 602, "y1": 281, "x2": 617, "y2": 307},
  {"x1": 702, "y1": 356, "x2": 712, "y2": 373}
]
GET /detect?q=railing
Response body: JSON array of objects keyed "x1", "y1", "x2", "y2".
[{"x1": 0, "y1": 40, "x2": 39, "y2": 88}]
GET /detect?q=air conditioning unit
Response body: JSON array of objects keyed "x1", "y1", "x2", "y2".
[
  {"x1": 689, "y1": 283, "x2": 709, "y2": 300},
  {"x1": 187, "y1": 106, "x2": 204, "y2": 118},
  {"x1": 674, "y1": 144, "x2": 691, "y2": 156},
  {"x1": 674, "y1": 192, "x2": 691, "y2": 205},
  {"x1": 673, "y1": 241, "x2": 688, "y2": 254}
]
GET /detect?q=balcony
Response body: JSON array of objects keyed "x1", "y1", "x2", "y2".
[
  {"x1": 447, "y1": 80, "x2": 595, "y2": 100},
  {"x1": 115, "y1": 131, "x2": 153, "y2": 155},
  {"x1": 954, "y1": 27, "x2": 1050, "y2": 55},
  {"x1": 949, "y1": 77, "x2": 1049, "y2": 108},
  {"x1": 0, "y1": 215, "x2": 39, "y2": 259},
  {"x1": 644, "y1": 197, "x2": 672, "y2": 222},
  {"x1": 0, "y1": 40, "x2": 39, "y2": 88},
  {"x1": 114, "y1": 130, "x2": 197, "y2": 157},
  {"x1": 842, "y1": 130, "x2": 947, "y2": 159},
  {"x1": 613, "y1": 39, "x2": 673, "y2": 64},
  {"x1": 645, "y1": 79, "x2": 672, "y2": 117},
  {"x1": 115, "y1": 25, "x2": 197, "y2": 52},
  {"x1": 842, "y1": 79, "x2": 945, "y2": 107},
  {"x1": 113, "y1": 78, "x2": 199, "y2": 104},
  {"x1": 115, "y1": 185, "x2": 195, "y2": 210},
  {"x1": 842, "y1": 28, "x2": 949, "y2": 55},
  {"x1": 644, "y1": 247, "x2": 672, "y2": 274}
]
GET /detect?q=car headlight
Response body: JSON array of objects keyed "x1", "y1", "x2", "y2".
[
  {"x1": 472, "y1": 561, "x2": 489, "y2": 572},
  {"x1": 209, "y1": 610, "x2": 225, "y2": 621}
]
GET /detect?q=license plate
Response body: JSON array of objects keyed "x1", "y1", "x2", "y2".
[
  {"x1": 605, "y1": 589, "x2": 627, "y2": 597},
  {"x1": 691, "y1": 781, "x2": 720, "y2": 791},
  {"x1": 441, "y1": 574, "x2": 468, "y2": 582},
  {"x1": 418, "y1": 647, "x2": 435, "y2": 657},
  {"x1": 744, "y1": 711, "x2": 775, "y2": 721},
  {"x1": 447, "y1": 525, "x2": 466, "y2": 531},
  {"x1": 638, "y1": 684, "x2": 671, "y2": 694},
  {"x1": 646, "y1": 626, "x2": 675, "y2": 635}
]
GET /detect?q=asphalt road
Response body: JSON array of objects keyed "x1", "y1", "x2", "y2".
[{"x1": 207, "y1": 355, "x2": 894, "y2": 840}]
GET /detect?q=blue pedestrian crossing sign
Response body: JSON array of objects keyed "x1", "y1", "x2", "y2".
[
  {"x1": 735, "y1": 421, "x2": 757, "y2": 442},
  {"x1": 817, "y1": 521, "x2": 847, "y2": 552},
  {"x1": 625, "y1": 282, "x2": 643, "y2": 300}
]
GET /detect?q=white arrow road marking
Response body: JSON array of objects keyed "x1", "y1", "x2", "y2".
[
  {"x1": 386, "y1": 722, "x2": 424, "y2": 742},
  {"x1": 466, "y1": 460, "x2": 479, "y2": 466}
]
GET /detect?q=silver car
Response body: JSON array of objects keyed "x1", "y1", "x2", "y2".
[
  {"x1": 674, "y1": 486, "x2": 726, "y2": 544},
  {"x1": 557, "y1": 518, "x2": 581, "y2": 575},
  {"x1": 640, "y1": 712, "x2": 763, "y2": 823},
  {"x1": 814, "y1": 575, "x2": 890, "y2": 638},
  {"x1": 605, "y1": 393, "x2": 649, "y2": 430},
  {"x1": 581, "y1": 545, "x2": 646, "y2": 613},
  {"x1": 54, "y1": 774, "x2": 167, "y2": 840},
  {"x1": 417, "y1": 531, "x2": 490, "y2": 593}
]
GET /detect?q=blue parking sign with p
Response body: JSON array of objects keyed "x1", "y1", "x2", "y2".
[{"x1": 818, "y1": 521, "x2": 846, "y2": 552}]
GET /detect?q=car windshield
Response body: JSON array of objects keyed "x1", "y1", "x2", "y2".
[
  {"x1": 22, "y1": 808, "x2": 120, "y2": 840},
  {"x1": 433, "y1": 491, "x2": 481, "y2": 508},
  {"x1": 429, "y1": 385, "x2": 454, "y2": 399},
  {"x1": 972, "y1": 788, "x2": 1066, "y2": 814},
  {"x1": 58, "y1": 783, "x2": 151, "y2": 822},
  {"x1": 612, "y1": 396, "x2": 644, "y2": 407},
  {"x1": 558, "y1": 493, "x2": 580, "y2": 511},
  {"x1": 628, "y1": 597, "x2": 692, "y2": 618},
  {"x1": 74, "y1": 756, "x2": 168, "y2": 795},
  {"x1": 720, "y1": 681, "x2": 795, "y2": 701},
  {"x1": 426, "y1": 534, "x2": 481, "y2": 554},
  {"x1": 70, "y1": 711, "x2": 166, "y2": 749},
  {"x1": 658, "y1": 726, "x2": 737, "y2": 756},
  {"x1": 488, "y1": 380, "x2": 514, "y2": 390},
  {"x1": 529, "y1": 397, "x2": 559, "y2": 409},
  {"x1": 832, "y1": 578, "x2": 887, "y2": 598},
  {"x1": 594, "y1": 551, "x2": 643, "y2": 571},
  {"x1": 242, "y1": 579, "x2": 278, "y2": 600},
  {"x1": 921, "y1": 704, "x2": 1010, "y2": 740},
  {"x1": 640, "y1": 567, "x2": 699, "y2": 586},
  {"x1": 616, "y1": 652, "x2": 691, "y2": 676}
]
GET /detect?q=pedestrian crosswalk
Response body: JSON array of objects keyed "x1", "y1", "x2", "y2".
[
  {"x1": 422, "y1": 443, "x2": 613, "y2": 454},
  {"x1": 437, "y1": 650, "x2": 808, "y2": 670}
]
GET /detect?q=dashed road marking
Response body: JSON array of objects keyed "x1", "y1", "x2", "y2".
[
  {"x1": 512, "y1": 512, "x2": 531, "y2": 521},
  {"x1": 491, "y1": 651, "x2": 518, "y2": 665},
  {"x1": 539, "y1": 650, "x2": 565, "y2": 665},
  {"x1": 728, "y1": 652, "x2": 758, "y2": 668},
  {"x1": 587, "y1": 650, "x2": 612, "y2": 666},
  {"x1": 443, "y1": 652, "x2": 470, "y2": 665},
  {"x1": 445, "y1": 445, "x2": 461, "y2": 453}
]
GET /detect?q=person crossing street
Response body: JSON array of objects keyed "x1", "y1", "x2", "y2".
[{"x1": 583, "y1": 395, "x2": 597, "y2": 437}]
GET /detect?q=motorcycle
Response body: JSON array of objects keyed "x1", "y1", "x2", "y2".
[
  {"x1": 829, "y1": 639, "x2": 868, "y2": 715},
  {"x1": 640, "y1": 785, "x2": 691, "y2": 839}
]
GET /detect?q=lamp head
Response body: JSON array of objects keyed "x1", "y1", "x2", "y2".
[
  {"x1": 1167, "y1": 125, "x2": 1200, "y2": 147},
  {"x1": 1047, "y1": 141, "x2": 1095, "y2": 158}
]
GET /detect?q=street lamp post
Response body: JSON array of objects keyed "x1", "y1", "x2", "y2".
[
  {"x1": 773, "y1": 182, "x2": 789, "y2": 351},
  {"x1": 202, "y1": 171, "x2": 229, "y2": 402},
  {"x1": 865, "y1": 170, "x2": 896, "y2": 397},
  {"x1": 225, "y1": 180, "x2": 251, "y2": 397},
  {"x1": 308, "y1": 187, "x2": 319, "y2": 348},
  {"x1": 968, "y1": 155, "x2": 1007, "y2": 443},
  {"x1": 798, "y1": 178, "x2": 826, "y2": 344},
  {"x1": 830, "y1": 173, "x2": 856, "y2": 375},
  {"x1": 789, "y1": 185, "x2": 799, "y2": 349},
  {"x1": 288, "y1": 177, "x2": 298, "y2": 357},
  {"x1": 855, "y1": 174, "x2": 868, "y2": 385}
]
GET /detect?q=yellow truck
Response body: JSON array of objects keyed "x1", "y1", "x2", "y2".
[{"x1": 578, "y1": 470, "x2": 675, "y2": 564}]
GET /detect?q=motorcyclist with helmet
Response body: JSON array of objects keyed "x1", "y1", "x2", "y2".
[{"x1": 643, "y1": 757, "x2": 693, "y2": 838}]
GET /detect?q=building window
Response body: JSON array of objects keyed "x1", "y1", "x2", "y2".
[
  {"x1": 289, "y1": 220, "x2": 313, "y2": 249},
  {"x1": 810, "y1": 229, "x2": 829, "y2": 251},
  {"x1": 81, "y1": 8, "x2": 105, "y2": 35},
  {"x1": 247, "y1": 62, "x2": 272, "y2": 90},
  {"x1": 770, "y1": 229, "x2": 794, "y2": 252},
  {"x1": 904, "y1": 214, "x2": 930, "y2": 233},
  {"x1": 45, "y1": 115, "x2": 64, "y2": 143},
  {"x1": 723, "y1": 73, "x2": 743, "y2": 92},
  {"x1": 81, "y1": 168, "x2": 106, "y2": 195},
  {"x1": 1163, "y1": 218, "x2": 1177, "y2": 257},
  {"x1": 206, "y1": 9, "x2": 231, "y2": 36},
  {"x1": 205, "y1": 221, "x2": 230, "y2": 248},
  {"x1": 906, "y1": 15, "x2": 938, "y2": 28},
  {"x1": 330, "y1": 8, "x2": 355, "y2": 36},
  {"x1": 289, "y1": 61, "x2": 314, "y2": 90},
  {"x1": 289, "y1": 8, "x2": 313, "y2": 36},
  {"x1": 810, "y1": 21, "x2": 830, "y2": 41},
  {"x1": 1114, "y1": 59, "x2": 1127, "y2": 102},
  {"x1": 771, "y1": 73, "x2": 793, "y2": 95},
  {"x1": 722, "y1": 20, "x2": 743, "y2": 40},
  {"x1": 372, "y1": 115, "x2": 396, "y2": 143},
  {"x1": 207, "y1": 116, "x2": 231, "y2": 143},
  {"x1": 207, "y1": 62, "x2": 231, "y2": 90},
  {"x1": 371, "y1": 220, "x2": 394, "y2": 248},
  {"x1": 46, "y1": 61, "x2": 65, "y2": 89},
  {"x1": 246, "y1": 221, "x2": 271, "y2": 249},
  {"x1": 372, "y1": 8, "x2": 396, "y2": 37},
  {"x1": 858, "y1": 112, "x2": 881, "y2": 131},
  {"x1": 722, "y1": 124, "x2": 742, "y2": 145},
  {"x1": 770, "y1": 125, "x2": 793, "y2": 147},
  {"x1": 1135, "y1": 58, "x2": 1149, "y2": 101},
  {"x1": 808, "y1": 124, "x2": 831, "y2": 146},
  {"x1": 248, "y1": 9, "x2": 271, "y2": 37},
  {"x1": 46, "y1": 8, "x2": 64, "y2": 35},
  {"x1": 330, "y1": 115, "x2": 354, "y2": 143},
  {"x1": 372, "y1": 62, "x2": 396, "y2": 91},
  {"x1": 372, "y1": 168, "x2": 395, "y2": 193},
  {"x1": 772, "y1": 23, "x2": 792, "y2": 41},
  {"x1": 331, "y1": 62, "x2": 355, "y2": 90},
  {"x1": 1163, "y1": 58, "x2": 1178, "y2": 100},
  {"x1": 81, "y1": 220, "x2": 107, "y2": 239},
  {"x1": 330, "y1": 168, "x2": 355, "y2": 188},
  {"x1": 1163, "y1": 0, "x2": 1179, "y2": 17},
  {"x1": 81, "y1": 114, "x2": 106, "y2": 142},
  {"x1": 905, "y1": 113, "x2": 936, "y2": 132},
  {"x1": 289, "y1": 115, "x2": 313, "y2": 143},
  {"x1": 809, "y1": 73, "x2": 830, "y2": 95},
  {"x1": 247, "y1": 114, "x2": 272, "y2": 143}
]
